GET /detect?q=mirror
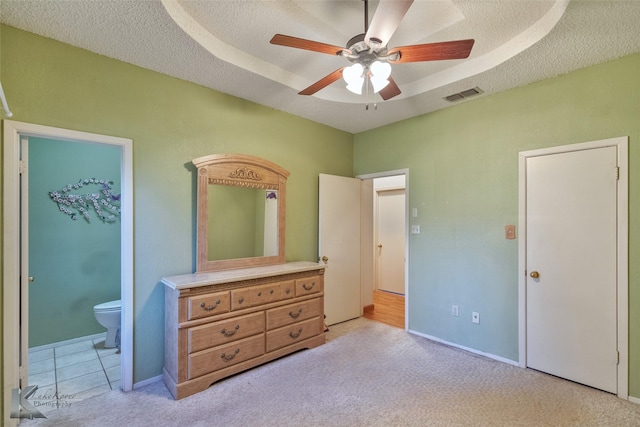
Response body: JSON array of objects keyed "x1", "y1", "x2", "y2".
[
  {"x1": 207, "y1": 186, "x2": 278, "y2": 260},
  {"x1": 193, "y1": 154, "x2": 289, "y2": 272}
]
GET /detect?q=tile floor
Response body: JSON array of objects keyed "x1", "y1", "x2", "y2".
[{"x1": 28, "y1": 334, "x2": 120, "y2": 414}]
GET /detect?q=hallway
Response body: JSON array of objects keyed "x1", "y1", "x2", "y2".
[{"x1": 363, "y1": 290, "x2": 405, "y2": 329}]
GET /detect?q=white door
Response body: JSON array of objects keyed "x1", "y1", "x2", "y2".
[
  {"x1": 318, "y1": 174, "x2": 361, "y2": 326},
  {"x1": 376, "y1": 189, "x2": 405, "y2": 294},
  {"x1": 526, "y1": 146, "x2": 618, "y2": 393}
]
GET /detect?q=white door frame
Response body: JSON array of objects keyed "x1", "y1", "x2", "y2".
[
  {"x1": 518, "y1": 136, "x2": 628, "y2": 399},
  {"x1": 3, "y1": 120, "x2": 134, "y2": 421},
  {"x1": 357, "y1": 169, "x2": 409, "y2": 330}
]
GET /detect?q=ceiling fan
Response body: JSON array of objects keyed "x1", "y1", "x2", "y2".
[{"x1": 270, "y1": 0, "x2": 475, "y2": 101}]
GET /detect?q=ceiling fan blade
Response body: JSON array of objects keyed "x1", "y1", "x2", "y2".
[
  {"x1": 378, "y1": 77, "x2": 401, "y2": 101},
  {"x1": 365, "y1": 0, "x2": 413, "y2": 47},
  {"x1": 270, "y1": 34, "x2": 349, "y2": 56},
  {"x1": 387, "y1": 39, "x2": 475, "y2": 63},
  {"x1": 299, "y1": 68, "x2": 346, "y2": 96}
]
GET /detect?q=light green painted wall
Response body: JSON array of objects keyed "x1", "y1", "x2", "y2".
[
  {"x1": 354, "y1": 53, "x2": 640, "y2": 397},
  {"x1": 28, "y1": 137, "x2": 121, "y2": 347},
  {"x1": 0, "y1": 25, "x2": 353, "y2": 384}
]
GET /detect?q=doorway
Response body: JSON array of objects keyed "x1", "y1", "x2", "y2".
[
  {"x1": 3, "y1": 121, "x2": 134, "y2": 423},
  {"x1": 374, "y1": 177, "x2": 406, "y2": 295},
  {"x1": 359, "y1": 170, "x2": 408, "y2": 330},
  {"x1": 318, "y1": 170, "x2": 408, "y2": 329},
  {"x1": 25, "y1": 136, "x2": 123, "y2": 405},
  {"x1": 518, "y1": 137, "x2": 628, "y2": 398}
]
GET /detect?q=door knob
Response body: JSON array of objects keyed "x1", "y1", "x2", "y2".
[
  {"x1": 28, "y1": 276, "x2": 35, "y2": 282},
  {"x1": 530, "y1": 271, "x2": 540, "y2": 279},
  {"x1": 377, "y1": 244, "x2": 383, "y2": 248},
  {"x1": 321, "y1": 256, "x2": 328, "y2": 263}
]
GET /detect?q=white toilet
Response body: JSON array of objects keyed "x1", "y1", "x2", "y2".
[{"x1": 93, "y1": 299, "x2": 121, "y2": 348}]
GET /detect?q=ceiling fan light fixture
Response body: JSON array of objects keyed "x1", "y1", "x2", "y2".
[
  {"x1": 370, "y1": 61, "x2": 391, "y2": 93},
  {"x1": 343, "y1": 63, "x2": 365, "y2": 94}
]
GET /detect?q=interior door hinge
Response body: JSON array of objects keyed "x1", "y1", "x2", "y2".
[
  {"x1": 617, "y1": 351, "x2": 620, "y2": 365},
  {"x1": 19, "y1": 160, "x2": 25, "y2": 175},
  {"x1": 18, "y1": 365, "x2": 26, "y2": 387},
  {"x1": 616, "y1": 166, "x2": 620, "y2": 180}
]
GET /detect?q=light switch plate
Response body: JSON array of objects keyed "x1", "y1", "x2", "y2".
[
  {"x1": 505, "y1": 224, "x2": 516, "y2": 240},
  {"x1": 412, "y1": 208, "x2": 418, "y2": 218}
]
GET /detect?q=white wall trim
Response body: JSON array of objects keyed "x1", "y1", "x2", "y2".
[
  {"x1": 133, "y1": 374, "x2": 163, "y2": 390},
  {"x1": 408, "y1": 328, "x2": 520, "y2": 367},
  {"x1": 28, "y1": 333, "x2": 107, "y2": 353},
  {"x1": 3, "y1": 120, "x2": 134, "y2": 425},
  {"x1": 628, "y1": 396, "x2": 640, "y2": 405},
  {"x1": 518, "y1": 136, "x2": 629, "y2": 400}
]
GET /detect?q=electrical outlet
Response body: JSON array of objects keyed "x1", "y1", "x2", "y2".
[
  {"x1": 411, "y1": 225, "x2": 420, "y2": 234},
  {"x1": 472, "y1": 312, "x2": 480, "y2": 324},
  {"x1": 452, "y1": 305, "x2": 459, "y2": 316}
]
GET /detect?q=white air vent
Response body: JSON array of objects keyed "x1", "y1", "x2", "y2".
[{"x1": 445, "y1": 87, "x2": 483, "y2": 102}]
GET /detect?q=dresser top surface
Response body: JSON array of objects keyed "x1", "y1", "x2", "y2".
[{"x1": 162, "y1": 261, "x2": 326, "y2": 290}]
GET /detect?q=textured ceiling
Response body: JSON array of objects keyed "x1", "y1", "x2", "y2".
[{"x1": 2, "y1": 0, "x2": 640, "y2": 133}]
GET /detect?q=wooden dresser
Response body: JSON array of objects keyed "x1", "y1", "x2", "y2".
[{"x1": 162, "y1": 261, "x2": 326, "y2": 399}]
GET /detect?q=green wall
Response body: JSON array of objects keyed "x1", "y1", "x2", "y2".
[
  {"x1": 354, "y1": 53, "x2": 640, "y2": 397},
  {"x1": 28, "y1": 137, "x2": 121, "y2": 347},
  {"x1": 0, "y1": 25, "x2": 353, "y2": 385}
]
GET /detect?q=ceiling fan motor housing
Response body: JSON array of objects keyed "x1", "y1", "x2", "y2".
[{"x1": 343, "y1": 33, "x2": 389, "y2": 67}]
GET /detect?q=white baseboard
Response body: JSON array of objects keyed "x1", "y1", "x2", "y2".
[
  {"x1": 133, "y1": 374, "x2": 163, "y2": 390},
  {"x1": 628, "y1": 395, "x2": 640, "y2": 405},
  {"x1": 28, "y1": 332, "x2": 107, "y2": 352},
  {"x1": 407, "y1": 328, "x2": 519, "y2": 367}
]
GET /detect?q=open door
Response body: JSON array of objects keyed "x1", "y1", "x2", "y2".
[{"x1": 318, "y1": 174, "x2": 361, "y2": 326}]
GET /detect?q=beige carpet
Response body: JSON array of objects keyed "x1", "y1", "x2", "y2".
[{"x1": 22, "y1": 318, "x2": 640, "y2": 426}]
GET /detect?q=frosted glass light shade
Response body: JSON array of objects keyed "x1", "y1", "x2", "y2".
[
  {"x1": 370, "y1": 61, "x2": 391, "y2": 93},
  {"x1": 343, "y1": 64, "x2": 364, "y2": 95}
]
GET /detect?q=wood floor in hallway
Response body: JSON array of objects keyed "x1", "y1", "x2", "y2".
[{"x1": 363, "y1": 290, "x2": 405, "y2": 329}]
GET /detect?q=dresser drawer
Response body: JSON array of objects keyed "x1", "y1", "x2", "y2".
[
  {"x1": 295, "y1": 276, "x2": 322, "y2": 297},
  {"x1": 187, "y1": 291, "x2": 230, "y2": 320},
  {"x1": 266, "y1": 317, "x2": 320, "y2": 352},
  {"x1": 188, "y1": 334, "x2": 265, "y2": 379},
  {"x1": 188, "y1": 312, "x2": 264, "y2": 354},
  {"x1": 231, "y1": 282, "x2": 284, "y2": 310},
  {"x1": 280, "y1": 280, "x2": 295, "y2": 300},
  {"x1": 266, "y1": 298, "x2": 321, "y2": 330}
]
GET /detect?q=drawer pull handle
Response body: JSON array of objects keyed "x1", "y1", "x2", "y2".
[
  {"x1": 220, "y1": 348, "x2": 240, "y2": 362},
  {"x1": 238, "y1": 297, "x2": 244, "y2": 304},
  {"x1": 285, "y1": 288, "x2": 291, "y2": 294},
  {"x1": 288, "y1": 309, "x2": 303, "y2": 319},
  {"x1": 257, "y1": 291, "x2": 262, "y2": 297},
  {"x1": 302, "y1": 282, "x2": 315, "y2": 291},
  {"x1": 200, "y1": 299, "x2": 221, "y2": 311},
  {"x1": 289, "y1": 328, "x2": 303, "y2": 339},
  {"x1": 221, "y1": 325, "x2": 240, "y2": 337},
  {"x1": 269, "y1": 289, "x2": 274, "y2": 294}
]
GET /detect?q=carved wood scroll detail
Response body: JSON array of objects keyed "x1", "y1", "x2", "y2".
[
  {"x1": 208, "y1": 178, "x2": 278, "y2": 190},
  {"x1": 228, "y1": 167, "x2": 262, "y2": 181}
]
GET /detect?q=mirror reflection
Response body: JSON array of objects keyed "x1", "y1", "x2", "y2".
[
  {"x1": 207, "y1": 186, "x2": 279, "y2": 261},
  {"x1": 193, "y1": 153, "x2": 289, "y2": 272}
]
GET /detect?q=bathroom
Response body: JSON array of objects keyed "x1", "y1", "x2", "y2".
[{"x1": 26, "y1": 136, "x2": 122, "y2": 410}]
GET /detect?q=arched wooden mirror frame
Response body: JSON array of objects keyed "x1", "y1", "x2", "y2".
[{"x1": 193, "y1": 153, "x2": 289, "y2": 272}]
